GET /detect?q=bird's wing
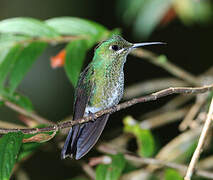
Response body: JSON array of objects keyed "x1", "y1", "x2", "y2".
[
  {"x1": 73, "y1": 65, "x2": 93, "y2": 120},
  {"x1": 71, "y1": 64, "x2": 110, "y2": 159},
  {"x1": 72, "y1": 66, "x2": 110, "y2": 159},
  {"x1": 61, "y1": 64, "x2": 110, "y2": 159},
  {"x1": 75, "y1": 113, "x2": 109, "y2": 159},
  {"x1": 61, "y1": 65, "x2": 95, "y2": 159}
]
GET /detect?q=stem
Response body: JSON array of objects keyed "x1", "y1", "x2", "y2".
[
  {"x1": 0, "y1": 84, "x2": 212, "y2": 134},
  {"x1": 1, "y1": 97, "x2": 54, "y2": 125},
  {"x1": 184, "y1": 97, "x2": 213, "y2": 180},
  {"x1": 17, "y1": 36, "x2": 199, "y2": 87},
  {"x1": 18, "y1": 35, "x2": 86, "y2": 45},
  {"x1": 98, "y1": 145, "x2": 213, "y2": 179},
  {"x1": 131, "y1": 49, "x2": 200, "y2": 86}
]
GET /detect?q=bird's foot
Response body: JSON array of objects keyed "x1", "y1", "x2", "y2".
[{"x1": 88, "y1": 111, "x2": 96, "y2": 122}]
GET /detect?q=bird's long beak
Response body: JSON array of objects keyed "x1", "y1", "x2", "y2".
[{"x1": 132, "y1": 42, "x2": 166, "y2": 48}]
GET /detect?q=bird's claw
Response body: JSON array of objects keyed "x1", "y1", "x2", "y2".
[{"x1": 88, "y1": 111, "x2": 96, "y2": 122}]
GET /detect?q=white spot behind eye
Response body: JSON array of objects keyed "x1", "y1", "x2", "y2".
[
  {"x1": 109, "y1": 45, "x2": 125, "y2": 54},
  {"x1": 117, "y1": 48, "x2": 125, "y2": 53}
]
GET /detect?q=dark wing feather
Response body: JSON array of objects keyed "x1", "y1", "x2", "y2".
[
  {"x1": 61, "y1": 64, "x2": 111, "y2": 159},
  {"x1": 61, "y1": 65, "x2": 92, "y2": 159},
  {"x1": 75, "y1": 114, "x2": 109, "y2": 159},
  {"x1": 73, "y1": 65, "x2": 92, "y2": 120}
]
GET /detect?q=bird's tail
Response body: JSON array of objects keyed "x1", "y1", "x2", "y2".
[{"x1": 61, "y1": 114, "x2": 109, "y2": 160}]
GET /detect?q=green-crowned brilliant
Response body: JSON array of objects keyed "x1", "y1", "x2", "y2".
[{"x1": 61, "y1": 35, "x2": 164, "y2": 160}]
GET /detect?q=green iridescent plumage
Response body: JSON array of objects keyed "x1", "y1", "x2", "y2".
[{"x1": 61, "y1": 35, "x2": 164, "y2": 159}]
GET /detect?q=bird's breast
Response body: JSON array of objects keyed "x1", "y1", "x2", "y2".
[{"x1": 87, "y1": 71, "x2": 124, "y2": 113}]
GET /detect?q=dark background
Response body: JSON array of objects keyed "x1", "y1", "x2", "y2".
[{"x1": 0, "y1": 0, "x2": 212, "y2": 179}]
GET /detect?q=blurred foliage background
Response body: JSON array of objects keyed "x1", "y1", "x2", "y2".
[{"x1": 0, "y1": 0, "x2": 213, "y2": 180}]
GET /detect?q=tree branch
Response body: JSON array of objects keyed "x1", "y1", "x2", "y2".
[
  {"x1": 0, "y1": 84, "x2": 212, "y2": 135},
  {"x1": 98, "y1": 145, "x2": 213, "y2": 179},
  {"x1": 184, "y1": 96, "x2": 213, "y2": 180},
  {"x1": 131, "y1": 49, "x2": 200, "y2": 86},
  {"x1": 17, "y1": 36, "x2": 200, "y2": 87},
  {"x1": 0, "y1": 96, "x2": 54, "y2": 125},
  {"x1": 18, "y1": 35, "x2": 85, "y2": 45}
]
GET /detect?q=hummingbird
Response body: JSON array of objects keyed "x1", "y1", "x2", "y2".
[{"x1": 61, "y1": 35, "x2": 164, "y2": 160}]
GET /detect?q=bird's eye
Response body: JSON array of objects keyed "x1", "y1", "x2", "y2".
[{"x1": 110, "y1": 45, "x2": 120, "y2": 51}]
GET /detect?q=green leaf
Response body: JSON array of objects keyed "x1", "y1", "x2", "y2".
[
  {"x1": 175, "y1": 0, "x2": 213, "y2": 25},
  {"x1": 137, "y1": 129, "x2": 155, "y2": 157},
  {"x1": 155, "y1": 129, "x2": 199, "y2": 163},
  {"x1": 165, "y1": 169, "x2": 183, "y2": 180},
  {"x1": 18, "y1": 124, "x2": 54, "y2": 161},
  {"x1": 0, "y1": 48, "x2": 10, "y2": 65},
  {"x1": 0, "y1": 45, "x2": 22, "y2": 89},
  {"x1": 117, "y1": 0, "x2": 146, "y2": 24},
  {"x1": 18, "y1": 142, "x2": 40, "y2": 161},
  {"x1": 0, "y1": 132, "x2": 23, "y2": 180},
  {"x1": 0, "y1": 101, "x2": 4, "y2": 106},
  {"x1": 11, "y1": 93, "x2": 34, "y2": 111},
  {"x1": 0, "y1": 34, "x2": 30, "y2": 50},
  {"x1": 123, "y1": 116, "x2": 155, "y2": 157},
  {"x1": 96, "y1": 153, "x2": 126, "y2": 180},
  {"x1": 2, "y1": 88, "x2": 34, "y2": 111},
  {"x1": 122, "y1": 161, "x2": 138, "y2": 174},
  {"x1": 46, "y1": 17, "x2": 111, "y2": 47},
  {"x1": 0, "y1": 34, "x2": 23, "y2": 65},
  {"x1": 157, "y1": 55, "x2": 168, "y2": 64},
  {"x1": 46, "y1": 17, "x2": 107, "y2": 40},
  {"x1": 0, "y1": 17, "x2": 59, "y2": 37},
  {"x1": 0, "y1": 35, "x2": 28, "y2": 70},
  {"x1": 133, "y1": 0, "x2": 174, "y2": 39},
  {"x1": 65, "y1": 39, "x2": 88, "y2": 87},
  {"x1": 206, "y1": 91, "x2": 213, "y2": 109},
  {"x1": 8, "y1": 42, "x2": 47, "y2": 93}
]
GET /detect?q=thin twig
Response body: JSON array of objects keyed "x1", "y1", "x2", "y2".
[
  {"x1": 0, "y1": 84, "x2": 212, "y2": 135},
  {"x1": 140, "y1": 106, "x2": 190, "y2": 129},
  {"x1": 81, "y1": 162, "x2": 96, "y2": 180},
  {"x1": 179, "y1": 94, "x2": 207, "y2": 131},
  {"x1": 198, "y1": 155, "x2": 213, "y2": 170},
  {"x1": 131, "y1": 49, "x2": 200, "y2": 86},
  {"x1": 2, "y1": 98, "x2": 54, "y2": 125},
  {"x1": 98, "y1": 145, "x2": 213, "y2": 179},
  {"x1": 184, "y1": 97, "x2": 213, "y2": 180},
  {"x1": 147, "y1": 128, "x2": 201, "y2": 172},
  {"x1": 0, "y1": 120, "x2": 26, "y2": 129},
  {"x1": 126, "y1": 155, "x2": 213, "y2": 179},
  {"x1": 16, "y1": 36, "x2": 200, "y2": 87},
  {"x1": 140, "y1": 95, "x2": 193, "y2": 119},
  {"x1": 18, "y1": 35, "x2": 85, "y2": 45},
  {"x1": 124, "y1": 77, "x2": 188, "y2": 99}
]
